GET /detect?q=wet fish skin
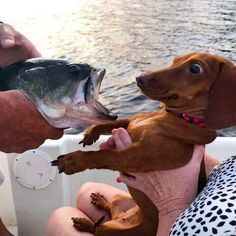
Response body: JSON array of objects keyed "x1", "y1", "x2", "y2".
[
  {"x1": 0, "y1": 59, "x2": 91, "y2": 102},
  {"x1": 0, "y1": 58, "x2": 117, "y2": 128}
]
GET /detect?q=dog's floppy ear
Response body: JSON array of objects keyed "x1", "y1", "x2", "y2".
[{"x1": 205, "y1": 61, "x2": 236, "y2": 129}]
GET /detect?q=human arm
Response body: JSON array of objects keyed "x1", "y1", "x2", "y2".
[
  {"x1": 0, "y1": 23, "x2": 63, "y2": 153},
  {"x1": 119, "y1": 151, "x2": 219, "y2": 236},
  {"x1": 118, "y1": 145, "x2": 206, "y2": 235},
  {"x1": 101, "y1": 128, "x2": 220, "y2": 236}
]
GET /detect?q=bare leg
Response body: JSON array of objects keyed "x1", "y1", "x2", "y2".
[
  {"x1": 47, "y1": 206, "x2": 93, "y2": 236},
  {"x1": 76, "y1": 182, "x2": 130, "y2": 222},
  {"x1": 46, "y1": 182, "x2": 130, "y2": 236}
]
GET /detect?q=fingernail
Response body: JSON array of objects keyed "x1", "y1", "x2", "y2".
[{"x1": 112, "y1": 129, "x2": 118, "y2": 135}]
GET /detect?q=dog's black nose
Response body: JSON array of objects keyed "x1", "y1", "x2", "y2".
[{"x1": 136, "y1": 75, "x2": 147, "y2": 86}]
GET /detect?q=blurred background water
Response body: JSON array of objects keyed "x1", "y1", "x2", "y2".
[{"x1": 2, "y1": 0, "x2": 236, "y2": 136}]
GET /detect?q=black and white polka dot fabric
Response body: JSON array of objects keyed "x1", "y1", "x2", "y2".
[{"x1": 170, "y1": 156, "x2": 236, "y2": 236}]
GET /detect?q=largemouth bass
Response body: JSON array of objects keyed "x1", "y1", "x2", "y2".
[{"x1": 0, "y1": 58, "x2": 117, "y2": 128}]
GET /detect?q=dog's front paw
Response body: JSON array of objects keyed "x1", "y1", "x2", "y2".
[
  {"x1": 72, "y1": 217, "x2": 95, "y2": 233},
  {"x1": 79, "y1": 125, "x2": 100, "y2": 147},
  {"x1": 51, "y1": 152, "x2": 86, "y2": 175}
]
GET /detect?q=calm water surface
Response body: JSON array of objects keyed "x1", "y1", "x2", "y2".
[{"x1": 2, "y1": 0, "x2": 236, "y2": 135}]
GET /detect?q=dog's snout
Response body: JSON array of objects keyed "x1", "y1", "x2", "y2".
[{"x1": 136, "y1": 75, "x2": 148, "y2": 86}]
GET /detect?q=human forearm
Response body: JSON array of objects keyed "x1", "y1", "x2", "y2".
[
  {"x1": 156, "y1": 196, "x2": 193, "y2": 235},
  {"x1": 157, "y1": 209, "x2": 185, "y2": 236},
  {"x1": 156, "y1": 154, "x2": 220, "y2": 236}
]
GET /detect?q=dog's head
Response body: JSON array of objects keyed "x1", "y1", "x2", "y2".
[{"x1": 136, "y1": 52, "x2": 236, "y2": 129}]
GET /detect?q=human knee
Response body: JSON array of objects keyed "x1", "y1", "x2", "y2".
[
  {"x1": 48, "y1": 207, "x2": 74, "y2": 223},
  {"x1": 47, "y1": 207, "x2": 88, "y2": 236},
  {"x1": 47, "y1": 207, "x2": 72, "y2": 236},
  {"x1": 76, "y1": 182, "x2": 97, "y2": 208}
]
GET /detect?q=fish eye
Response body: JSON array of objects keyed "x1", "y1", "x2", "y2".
[
  {"x1": 69, "y1": 64, "x2": 81, "y2": 75},
  {"x1": 189, "y1": 64, "x2": 203, "y2": 74}
]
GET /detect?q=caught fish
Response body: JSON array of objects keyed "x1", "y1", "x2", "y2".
[{"x1": 0, "y1": 58, "x2": 117, "y2": 128}]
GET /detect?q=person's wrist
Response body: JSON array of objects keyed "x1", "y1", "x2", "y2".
[
  {"x1": 157, "y1": 205, "x2": 185, "y2": 236},
  {"x1": 156, "y1": 198, "x2": 190, "y2": 217}
]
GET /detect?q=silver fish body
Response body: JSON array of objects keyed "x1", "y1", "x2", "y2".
[{"x1": 0, "y1": 58, "x2": 117, "y2": 128}]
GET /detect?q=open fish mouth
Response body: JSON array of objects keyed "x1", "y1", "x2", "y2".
[{"x1": 85, "y1": 68, "x2": 117, "y2": 120}]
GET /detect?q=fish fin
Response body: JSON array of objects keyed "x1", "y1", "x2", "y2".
[{"x1": 37, "y1": 101, "x2": 66, "y2": 119}]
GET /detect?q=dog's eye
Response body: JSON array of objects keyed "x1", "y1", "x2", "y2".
[{"x1": 189, "y1": 64, "x2": 203, "y2": 74}]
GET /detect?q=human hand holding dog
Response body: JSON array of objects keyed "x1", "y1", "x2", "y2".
[
  {"x1": 101, "y1": 127, "x2": 205, "y2": 236},
  {"x1": 118, "y1": 144, "x2": 204, "y2": 210},
  {"x1": 0, "y1": 23, "x2": 63, "y2": 153},
  {"x1": 100, "y1": 127, "x2": 132, "y2": 150}
]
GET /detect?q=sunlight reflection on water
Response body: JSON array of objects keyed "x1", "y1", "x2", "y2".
[{"x1": 2, "y1": 0, "x2": 236, "y2": 135}]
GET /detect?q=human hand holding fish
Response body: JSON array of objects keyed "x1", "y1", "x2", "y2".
[
  {"x1": 0, "y1": 23, "x2": 62, "y2": 153},
  {"x1": 0, "y1": 22, "x2": 41, "y2": 67},
  {"x1": 0, "y1": 59, "x2": 117, "y2": 129},
  {"x1": 0, "y1": 24, "x2": 62, "y2": 153},
  {"x1": 0, "y1": 23, "x2": 117, "y2": 153}
]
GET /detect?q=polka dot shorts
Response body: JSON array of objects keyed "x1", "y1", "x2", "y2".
[{"x1": 169, "y1": 156, "x2": 236, "y2": 236}]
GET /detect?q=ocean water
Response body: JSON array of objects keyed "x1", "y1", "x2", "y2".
[{"x1": 2, "y1": 0, "x2": 236, "y2": 136}]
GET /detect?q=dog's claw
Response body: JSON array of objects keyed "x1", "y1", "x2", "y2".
[
  {"x1": 50, "y1": 151, "x2": 87, "y2": 175},
  {"x1": 51, "y1": 160, "x2": 59, "y2": 166},
  {"x1": 79, "y1": 139, "x2": 87, "y2": 147}
]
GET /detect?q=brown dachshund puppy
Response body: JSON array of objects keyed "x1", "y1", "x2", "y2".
[{"x1": 52, "y1": 52, "x2": 236, "y2": 236}]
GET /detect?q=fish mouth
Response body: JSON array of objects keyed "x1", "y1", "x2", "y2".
[
  {"x1": 85, "y1": 68, "x2": 117, "y2": 121},
  {"x1": 94, "y1": 99, "x2": 117, "y2": 120}
]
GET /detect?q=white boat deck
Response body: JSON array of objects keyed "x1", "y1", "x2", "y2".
[{"x1": 0, "y1": 135, "x2": 235, "y2": 236}]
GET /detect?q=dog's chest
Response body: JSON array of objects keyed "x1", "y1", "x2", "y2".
[{"x1": 128, "y1": 116, "x2": 159, "y2": 131}]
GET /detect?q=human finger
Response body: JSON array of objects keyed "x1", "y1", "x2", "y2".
[
  {"x1": 112, "y1": 129, "x2": 126, "y2": 150},
  {"x1": 117, "y1": 128, "x2": 132, "y2": 146},
  {"x1": 99, "y1": 136, "x2": 115, "y2": 150},
  {"x1": 112, "y1": 128, "x2": 132, "y2": 150},
  {"x1": 0, "y1": 23, "x2": 16, "y2": 48}
]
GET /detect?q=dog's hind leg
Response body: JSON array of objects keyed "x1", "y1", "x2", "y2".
[
  {"x1": 72, "y1": 217, "x2": 95, "y2": 233},
  {"x1": 72, "y1": 215, "x2": 105, "y2": 234},
  {"x1": 90, "y1": 193, "x2": 112, "y2": 216}
]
